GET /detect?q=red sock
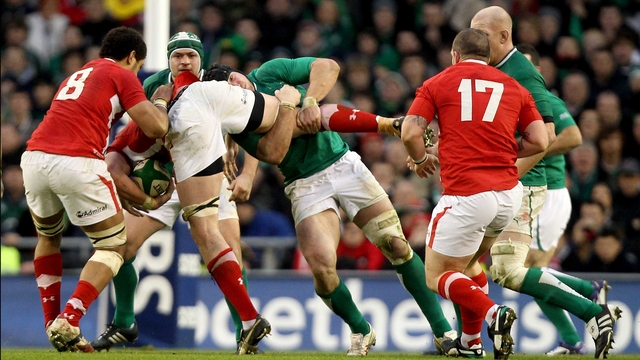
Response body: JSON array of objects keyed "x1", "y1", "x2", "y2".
[
  {"x1": 438, "y1": 271, "x2": 495, "y2": 324},
  {"x1": 34, "y1": 253, "x2": 63, "y2": 329},
  {"x1": 459, "y1": 272, "x2": 489, "y2": 347},
  {"x1": 322, "y1": 104, "x2": 379, "y2": 132},
  {"x1": 61, "y1": 280, "x2": 99, "y2": 327},
  {"x1": 208, "y1": 248, "x2": 258, "y2": 321}
]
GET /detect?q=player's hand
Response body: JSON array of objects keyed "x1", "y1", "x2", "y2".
[
  {"x1": 275, "y1": 85, "x2": 301, "y2": 105},
  {"x1": 406, "y1": 155, "x2": 439, "y2": 178},
  {"x1": 121, "y1": 198, "x2": 147, "y2": 217},
  {"x1": 228, "y1": 173, "x2": 253, "y2": 202},
  {"x1": 223, "y1": 135, "x2": 239, "y2": 182},
  {"x1": 297, "y1": 104, "x2": 322, "y2": 134},
  {"x1": 151, "y1": 83, "x2": 174, "y2": 102},
  {"x1": 151, "y1": 179, "x2": 175, "y2": 209}
]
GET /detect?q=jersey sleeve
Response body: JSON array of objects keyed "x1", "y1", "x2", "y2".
[
  {"x1": 521, "y1": 71, "x2": 552, "y2": 118},
  {"x1": 253, "y1": 57, "x2": 315, "y2": 86},
  {"x1": 406, "y1": 80, "x2": 437, "y2": 123},
  {"x1": 516, "y1": 89, "x2": 543, "y2": 134},
  {"x1": 107, "y1": 120, "x2": 160, "y2": 165},
  {"x1": 114, "y1": 67, "x2": 149, "y2": 110},
  {"x1": 549, "y1": 94, "x2": 576, "y2": 133}
]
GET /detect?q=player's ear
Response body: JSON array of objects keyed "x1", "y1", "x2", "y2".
[
  {"x1": 127, "y1": 50, "x2": 137, "y2": 65},
  {"x1": 499, "y1": 29, "x2": 509, "y2": 44}
]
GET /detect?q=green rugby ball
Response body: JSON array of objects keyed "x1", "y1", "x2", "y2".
[{"x1": 131, "y1": 159, "x2": 171, "y2": 197}]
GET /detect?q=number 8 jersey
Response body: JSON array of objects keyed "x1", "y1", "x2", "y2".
[
  {"x1": 27, "y1": 58, "x2": 148, "y2": 159},
  {"x1": 407, "y1": 60, "x2": 542, "y2": 196}
]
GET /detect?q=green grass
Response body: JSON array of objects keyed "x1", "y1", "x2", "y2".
[{"x1": 1, "y1": 349, "x2": 639, "y2": 360}]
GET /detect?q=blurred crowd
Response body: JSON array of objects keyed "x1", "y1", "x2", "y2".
[{"x1": 2, "y1": 0, "x2": 640, "y2": 274}]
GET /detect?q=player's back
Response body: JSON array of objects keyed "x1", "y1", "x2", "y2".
[
  {"x1": 423, "y1": 61, "x2": 533, "y2": 195},
  {"x1": 27, "y1": 58, "x2": 146, "y2": 159}
]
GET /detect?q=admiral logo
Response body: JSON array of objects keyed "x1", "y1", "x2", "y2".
[{"x1": 76, "y1": 204, "x2": 107, "y2": 218}]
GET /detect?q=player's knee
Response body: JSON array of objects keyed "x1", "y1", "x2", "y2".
[
  {"x1": 182, "y1": 196, "x2": 220, "y2": 222},
  {"x1": 89, "y1": 249, "x2": 124, "y2": 276},
  {"x1": 86, "y1": 222, "x2": 127, "y2": 249},
  {"x1": 489, "y1": 239, "x2": 530, "y2": 290},
  {"x1": 362, "y1": 210, "x2": 411, "y2": 265},
  {"x1": 33, "y1": 216, "x2": 65, "y2": 237}
]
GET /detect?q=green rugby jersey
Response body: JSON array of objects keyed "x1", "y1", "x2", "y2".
[
  {"x1": 496, "y1": 47, "x2": 552, "y2": 187},
  {"x1": 546, "y1": 92, "x2": 576, "y2": 190},
  {"x1": 142, "y1": 68, "x2": 172, "y2": 100},
  {"x1": 230, "y1": 57, "x2": 348, "y2": 185}
]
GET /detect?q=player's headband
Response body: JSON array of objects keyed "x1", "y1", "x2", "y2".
[{"x1": 203, "y1": 63, "x2": 242, "y2": 82}]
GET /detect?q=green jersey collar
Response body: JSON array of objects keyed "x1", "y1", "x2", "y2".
[{"x1": 495, "y1": 47, "x2": 517, "y2": 69}]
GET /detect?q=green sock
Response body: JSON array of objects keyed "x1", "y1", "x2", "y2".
[
  {"x1": 454, "y1": 304, "x2": 463, "y2": 334},
  {"x1": 520, "y1": 268, "x2": 601, "y2": 322},
  {"x1": 535, "y1": 298, "x2": 582, "y2": 346},
  {"x1": 317, "y1": 279, "x2": 369, "y2": 335},
  {"x1": 112, "y1": 256, "x2": 138, "y2": 328},
  {"x1": 393, "y1": 252, "x2": 452, "y2": 337},
  {"x1": 536, "y1": 267, "x2": 595, "y2": 299},
  {"x1": 226, "y1": 267, "x2": 249, "y2": 342}
]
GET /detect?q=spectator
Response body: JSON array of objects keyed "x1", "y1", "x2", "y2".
[
  {"x1": 417, "y1": 2, "x2": 456, "y2": 63},
  {"x1": 578, "y1": 109, "x2": 601, "y2": 143},
  {"x1": 597, "y1": 128, "x2": 625, "y2": 189},
  {"x1": 375, "y1": 71, "x2": 410, "y2": 117},
  {"x1": 580, "y1": 28, "x2": 607, "y2": 62},
  {"x1": 2, "y1": 45, "x2": 38, "y2": 90},
  {"x1": 79, "y1": 0, "x2": 119, "y2": 46},
  {"x1": 561, "y1": 71, "x2": 590, "y2": 117},
  {"x1": 24, "y1": 0, "x2": 69, "y2": 71},
  {"x1": 588, "y1": 226, "x2": 639, "y2": 273},
  {"x1": 537, "y1": 6, "x2": 562, "y2": 57},
  {"x1": 588, "y1": 49, "x2": 632, "y2": 105},
  {"x1": 292, "y1": 20, "x2": 329, "y2": 58},
  {"x1": 336, "y1": 221, "x2": 386, "y2": 271},
  {"x1": 400, "y1": 54, "x2": 430, "y2": 90},
  {"x1": 538, "y1": 56, "x2": 559, "y2": 92},
  {"x1": 598, "y1": 4, "x2": 624, "y2": 44},
  {"x1": 569, "y1": 141, "x2": 600, "y2": 203},
  {"x1": 611, "y1": 26, "x2": 640, "y2": 76},
  {"x1": 357, "y1": 133, "x2": 385, "y2": 167},
  {"x1": 0, "y1": 165, "x2": 28, "y2": 235},
  {"x1": 313, "y1": 0, "x2": 354, "y2": 56},
  {"x1": 612, "y1": 158, "x2": 640, "y2": 255},
  {"x1": 623, "y1": 113, "x2": 640, "y2": 159},
  {"x1": 591, "y1": 182, "x2": 614, "y2": 220},
  {"x1": 370, "y1": 161, "x2": 396, "y2": 195},
  {"x1": 562, "y1": 201, "x2": 608, "y2": 271},
  {"x1": 258, "y1": 0, "x2": 298, "y2": 52},
  {"x1": 48, "y1": 25, "x2": 85, "y2": 80}
]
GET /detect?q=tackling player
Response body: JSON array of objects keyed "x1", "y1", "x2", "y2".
[
  {"x1": 205, "y1": 57, "x2": 458, "y2": 355},
  {"x1": 402, "y1": 28, "x2": 548, "y2": 359},
  {"x1": 471, "y1": 6, "x2": 620, "y2": 359},
  {"x1": 90, "y1": 32, "x2": 266, "y2": 353},
  {"x1": 20, "y1": 27, "x2": 171, "y2": 352}
]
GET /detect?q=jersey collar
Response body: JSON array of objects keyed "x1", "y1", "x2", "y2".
[
  {"x1": 495, "y1": 47, "x2": 517, "y2": 69},
  {"x1": 462, "y1": 59, "x2": 488, "y2": 65}
]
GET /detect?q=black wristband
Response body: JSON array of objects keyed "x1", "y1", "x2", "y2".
[{"x1": 543, "y1": 115, "x2": 554, "y2": 123}]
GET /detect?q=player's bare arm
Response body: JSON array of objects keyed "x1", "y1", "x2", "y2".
[
  {"x1": 515, "y1": 120, "x2": 549, "y2": 176},
  {"x1": 128, "y1": 84, "x2": 173, "y2": 138},
  {"x1": 401, "y1": 115, "x2": 439, "y2": 178},
  {"x1": 223, "y1": 134, "x2": 240, "y2": 182},
  {"x1": 544, "y1": 125, "x2": 582, "y2": 157},
  {"x1": 105, "y1": 152, "x2": 174, "y2": 214},
  {"x1": 255, "y1": 85, "x2": 301, "y2": 164},
  {"x1": 228, "y1": 155, "x2": 259, "y2": 202},
  {"x1": 297, "y1": 58, "x2": 340, "y2": 134}
]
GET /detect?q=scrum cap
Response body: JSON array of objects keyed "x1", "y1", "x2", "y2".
[{"x1": 167, "y1": 32, "x2": 204, "y2": 70}]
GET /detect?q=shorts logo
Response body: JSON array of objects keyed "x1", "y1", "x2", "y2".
[{"x1": 76, "y1": 204, "x2": 107, "y2": 219}]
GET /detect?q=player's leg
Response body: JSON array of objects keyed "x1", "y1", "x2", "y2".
[
  {"x1": 526, "y1": 188, "x2": 585, "y2": 355},
  {"x1": 90, "y1": 210, "x2": 169, "y2": 351},
  {"x1": 177, "y1": 172, "x2": 268, "y2": 354},
  {"x1": 285, "y1": 167, "x2": 374, "y2": 355},
  {"x1": 218, "y1": 178, "x2": 247, "y2": 344},
  {"x1": 492, "y1": 186, "x2": 619, "y2": 358},
  {"x1": 296, "y1": 209, "x2": 375, "y2": 355},
  {"x1": 329, "y1": 151, "x2": 454, "y2": 350}
]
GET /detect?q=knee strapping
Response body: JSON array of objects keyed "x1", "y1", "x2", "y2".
[
  {"x1": 89, "y1": 250, "x2": 124, "y2": 276},
  {"x1": 362, "y1": 210, "x2": 410, "y2": 265},
  {"x1": 33, "y1": 216, "x2": 65, "y2": 237},
  {"x1": 182, "y1": 196, "x2": 220, "y2": 221},
  {"x1": 489, "y1": 239, "x2": 530, "y2": 289},
  {"x1": 86, "y1": 222, "x2": 126, "y2": 248}
]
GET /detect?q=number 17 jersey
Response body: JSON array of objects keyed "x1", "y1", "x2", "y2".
[
  {"x1": 27, "y1": 58, "x2": 148, "y2": 160},
  {"x1": 407, "y1": 60, "x2": 542, "y2": 196}
]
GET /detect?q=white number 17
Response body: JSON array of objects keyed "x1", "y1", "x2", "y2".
[{"x1": 458, "y1": 79, "x2": 504, "y2": 122}]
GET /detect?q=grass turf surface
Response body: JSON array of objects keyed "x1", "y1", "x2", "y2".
[{"x1": 2, "y1": 349, "x2": 639, "y2": 360}]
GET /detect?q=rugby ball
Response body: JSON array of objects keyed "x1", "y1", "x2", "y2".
[{"x1": 131, "y1": 159, "x2": 171, "y2": 197}]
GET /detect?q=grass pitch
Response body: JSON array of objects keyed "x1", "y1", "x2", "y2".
[{"x1": 2, "y1": 349, "x2": 639, "y2": 360}]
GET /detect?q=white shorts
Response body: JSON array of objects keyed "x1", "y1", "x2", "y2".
[
  {"x1": 284, "y1": 151, "x2": 387, "y2": 226},
  {"x1": 166, "y1": 81, "x2": 257, "y2": 183},
  {"x1": 145, "y1": 177, "x2": 238, "y2": 227},
  {"x1": 531, "y1": 187, "x2": 571, "y2": 251},
  {"x1": 21, "y1": 151, "x2": 121, "y2": 227},
  {"x1": 427, "y1": 182, "x2": 523, "y2": 257},
  {"x1": 503, "y1": 185, "x2": 547, "y2": 237}
]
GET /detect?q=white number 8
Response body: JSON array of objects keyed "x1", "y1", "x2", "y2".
[{"x1": 56, "y1": 67, "x2": 94, "y2": 100}]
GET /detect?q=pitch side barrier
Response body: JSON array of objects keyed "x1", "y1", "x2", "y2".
[{"x1": 3, "y1": 223, "x2": 639, "y2": 353}]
